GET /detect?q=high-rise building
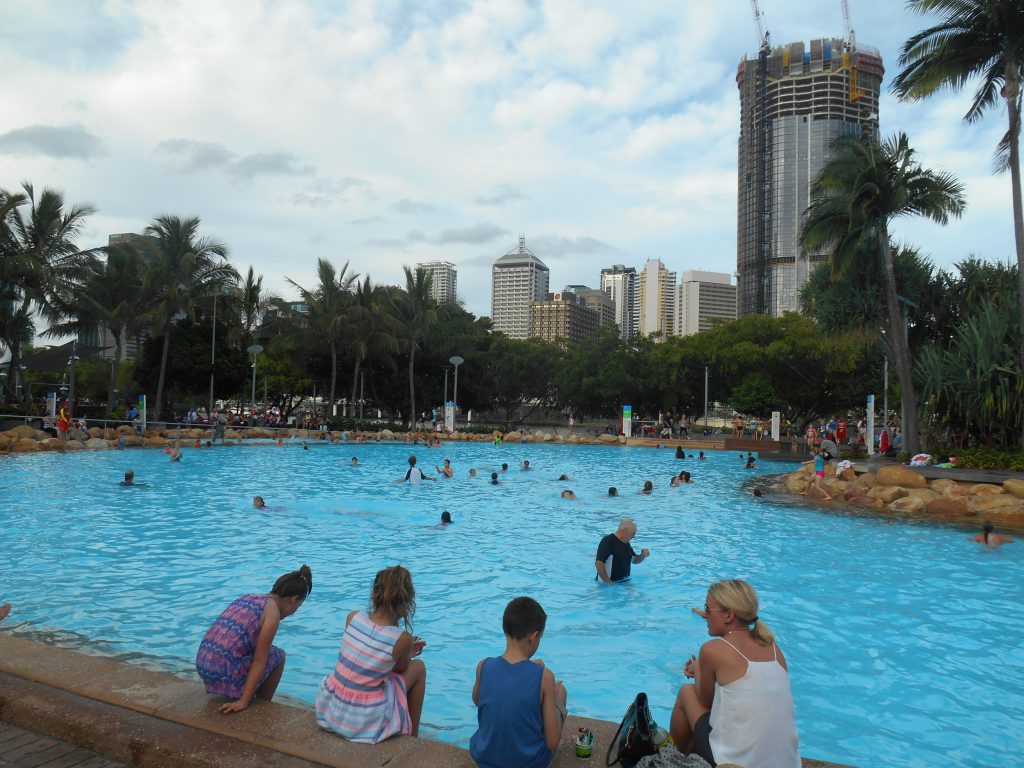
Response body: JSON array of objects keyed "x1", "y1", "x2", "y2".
[
  {"x1": 564, "y1": 285, "x2": 616, "y2": 329},
  {"x1": 78, "y1": 233, "x2": 158, "y2": 362},
  {"x1": 599, "y1": 265, "x2": 637, "y2": 339},
  {"x1": 675, "y1": 271, "x2": 738, "y2": 336},
  {"x1": 415, "y1": 260, "x2": 457, "y2": 304},
  {"x1": 491, "y1": 236, "x2": 549, "y2": 339},
  {"x1": 529, "y1": 291, "x2": 599, "y2": 347},
  {"x1": 636, "y1": 259, "x2": 676, "y2": 341},
  {"x1": 736, "y1": 37, "x2": 883, "y2": 316}
]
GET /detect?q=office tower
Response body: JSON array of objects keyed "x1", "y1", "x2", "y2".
[
  {"x1": 564, "y1": 285, "x2": 616, "y2": 328},
  {"x1": 675, "y1": 271, "x2": 738, "y2": 336},
  {"x1": 78, "y1": 233, "x2": 158, "y2": 362},
  {"x1": 415, "y1": 260, "x2": 457, "y2": 304},
  {"x1": 599, "y1": 265, "x2": 637, "y2": 339},
  {"x1": 491, "y1": 235, "x2": 549, "y2": 339},
  {"x1": 529, "y1": 291, "x2": 599, "y2": 347},
  {"x1": 736, "y1": 36, "x2": 883, "y2": 316},
  {"x1": 636, "y1": 259, "x2": 676, "y2": 341}
]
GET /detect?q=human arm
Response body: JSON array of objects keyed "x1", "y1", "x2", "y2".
[
  {"x1": 471, "y1": 659, "x2": 484, "y2": 706},
  {"x1": 391, "y1": 630, "x2": 426, "y2": 674},
  {"x1": 539, "y1": 666, "x2": 567, "y2": 753},
  {"x1": 595, "y1": 560, "x2": 612, "y2": 584},
  {"x1": 219, "y1": 600, "x2": 282, "y2": 714},
  {"x1": 631, "y1": 548, "x2": 650, "y2": 564},
  {"x1": 692, "y1": 642, "x2": 718, "y2": 709},
  {"x1": 595, "y1": 536, "x2": 613, "y2": 583}
]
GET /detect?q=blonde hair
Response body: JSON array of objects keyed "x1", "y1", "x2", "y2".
[
  {"x1": 708, "y1": 579, "x2": 775, "y2": 645},
  {"x1": 370, "y1": 565, "x2": 416, "y2": 630}
]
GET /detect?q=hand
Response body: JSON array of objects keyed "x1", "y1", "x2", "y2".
[
  {"x1": 641, "y1": 548, "x2": 650, "y2": 558},
  {"x1": 218, "y1": 699, "x2": 249, "y2": 714},
  {"x1": 691, "y1": 606, "x2": 707, "y2": 619},
  {"x1": 683, "y1": 654, "x2": 697, "y2": 679},
  {"x1": 555, "y1": 679, "x2": 567, "y2": 706},
  {"x1": 412, "y1": 636, "x2": 427, "y2": 656}
]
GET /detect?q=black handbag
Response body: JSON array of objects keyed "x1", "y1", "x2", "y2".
[{"x1": 606, "y1": 691, "x2": 659, "y2": 767}]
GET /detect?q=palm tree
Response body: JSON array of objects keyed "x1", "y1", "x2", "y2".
[
  {"x1": 391, "y1": 266, "x2": 440, "y2": 429},
  {"x1": 286, "y1": 259, "x2": 357, "y2": 416},
  {"x1": 143, "y1": 215, "x2": 236, "y2": 421},
  {"x1": 802, "y1": 132, "x2": 966, "y2": 454},
  {"x1": 892, "y1": 0, "x2": 1024, "y2": 446},
  {"x1": 0, "y1": 183, "x2": 96, "y2": 407},
  {"x1": 346, "y1": 276, "x2": 398, "y2": 418},
  {"x1": 45, "y1": 242, "x2": 147, "y2": 416}
]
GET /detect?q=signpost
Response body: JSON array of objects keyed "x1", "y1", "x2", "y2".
[
  {"x1": 771, "y1": 411, "x2": 781, "y2": 442},
  {"x1": 449, "y1": 355, "x2": 464, "y2": 430},
  {"x1": 622, "y1": 404, "x2": 633, "y2": 438},
  {"x1": 866, "y1": 394, "x2": 875, "y2": 457}
]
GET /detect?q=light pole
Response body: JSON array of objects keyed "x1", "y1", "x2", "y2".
[
  {"x1": 247, "y1": 344, "x2": 263, "y2": 421},
  {"x1": 449, "y1": 355, "x2": 464, "y2": 426},
  {"x1": 703, "y1": 365, "x2": 709, "y2": 435}
]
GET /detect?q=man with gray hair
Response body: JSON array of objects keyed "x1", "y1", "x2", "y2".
[{"x1": 595, "y1": 519, "x2": 650, "y2": 584}]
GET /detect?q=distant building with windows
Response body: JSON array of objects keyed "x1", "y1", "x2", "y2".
[
  {"x1": 599, "y1": 265, "x2": 637, "y2": 339},
  {"x1": 529, "y1": 291, "x2": 598, "y2": 346},
  {"x1": 491, "y1": 236, "x2": 549, "y2": 339},
  {"x1": 564, "y1": 285, "x2": 616, "y2": 329},
  {"x1": 415, "y1": 260, "x2": 457, "y2": 304},
  {"x1": 675, "y1": 271, "x2": 737, "y2": 336},
  {"x1": 636, "y1": 259, "x2": 676, "y2": 341}
]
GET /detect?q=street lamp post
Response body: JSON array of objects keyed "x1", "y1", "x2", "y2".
[
  {"x1": 209, "y1": 294, "x2": 218, "y2": 418},
  {"x1": 247, "y1": 344, "x2": 263, "y2": 421},
  {"x1": 449, "y1": 355, "x2": 464, "y2": 429}
]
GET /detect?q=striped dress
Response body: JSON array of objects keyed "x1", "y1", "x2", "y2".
[
  {"x1": 195, "y1": 594, "x2": 284, "y2": 699},
  {"x1": 315, "y1": 611, "x2": 411, "y2": 743}
]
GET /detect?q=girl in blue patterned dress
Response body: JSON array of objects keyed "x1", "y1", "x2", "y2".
[{"x1": 196, "y1": 564, "x2": 312, "y2": 714}]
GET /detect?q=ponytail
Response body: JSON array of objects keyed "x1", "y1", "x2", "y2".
[
  {"x1": 272, "y1": 564, "x2": 313, "y2": 600},
  {"x1": 750, "y1": 617, "x2": 775, "y2": 645}
]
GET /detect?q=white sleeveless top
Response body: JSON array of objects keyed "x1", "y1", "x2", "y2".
[{"x1": 708, "y1": 638, "x2": 800, "y2": 768}]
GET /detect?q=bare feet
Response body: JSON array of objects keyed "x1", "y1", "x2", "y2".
[{"x1": 0, "y1": 603, "x2": 11, "y2": 621}]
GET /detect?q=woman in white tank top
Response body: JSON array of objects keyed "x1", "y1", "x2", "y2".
[{"x1": 669, "y1": 579, "x2": 800, "y2": 767}]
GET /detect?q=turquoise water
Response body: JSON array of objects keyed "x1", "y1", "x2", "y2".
[{"x1": 1, "y1": 441, "x2": 1021, "y2": 767}]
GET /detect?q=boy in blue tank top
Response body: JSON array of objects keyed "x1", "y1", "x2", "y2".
[{"x1": 470, "y1": 597, "x2": 568, "y2": 768}]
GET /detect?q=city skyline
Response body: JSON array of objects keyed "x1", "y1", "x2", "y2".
[{"x1": 1, "y1": 0, "x2": 1017, "y2": 323}]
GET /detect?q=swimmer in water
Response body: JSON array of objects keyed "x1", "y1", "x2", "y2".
[
  {"x1": 438, "y1": 511, "x2": 453, "y2": 527},
  {"x1": 351, "y1": 457, "x2": 359, "y2": 466},
  {"x1": 640, "y1": 480, "x2": 653, "y2": 495},
  {"x1": 560, "y1": 489, "x2": 577, "y2": 500},
  {"x1": 971, "y1": 521, "x2": 1014, "y2": 548},
  {"x1": 608, "y1": 486, "x2": 619, "y2": 497},
  {"x1": 501, "y1": 463, "x2": 509, "y2": 473},
  {"x1": 670, "y1": 475, "x2": 682, "y2": 487},
  {"x1": 490, "y1": 472, "x2": 500, "y2": 485},
  {"x1": 120, "y1": 469, "x2": 135, "y2": 486},
  {"x1": 558, "y1": 474, "x2": 570, "y2": 481},
  {"x1": 469, "y1": 468, "x2": 478, "y2": 478},
  {"x1": 698, "y1": 452, "x2": 705, "y2": 460},
  {"x1": 253, "y1": 496, "x2": 266, "y2": 509},
  {"x1": 745, "y1": 455, "x2": 757, "y2": 469},
  {"x1": 521, "y1": 460, "x2": 531, "y2": 471},
  {"x1": 436, "y1": 458, "x2": 454, "y2": 478},
  {"x1": 170, "y1": 445, "x2": 182, "y2": 462}
]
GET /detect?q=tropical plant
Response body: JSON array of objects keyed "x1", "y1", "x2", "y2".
[
  {"x1": 802, "y1": 132, "x2": 966, "y2": 454},
  {"x1": 917, "y1": 298, "x2": 1022, "y2": 447},
  {"x1": 391, "y1": 266, "x2": 440, "y2": 428},
  {"x1": 142, "y1": 215, "x2": 236, "y2": 420},
  {"x1": 44, "y1": 241, "x2": 147, "y2": 415},
  {"x1": 285, "y1": 259, "x2": 357, "y2": 415},
  {"x1": 0, "y1": 183, "x2": 96, "y2": 407},
  {"x1": 345, "y1": 276, "x2": 398, "y2": 418},
  {"x1": 892, "y1": 0, "x2": 1024, "y2": 447}
]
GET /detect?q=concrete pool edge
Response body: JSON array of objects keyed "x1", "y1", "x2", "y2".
[{"x1": 0, "y1": 634, "x2": 851, "y2": 768}]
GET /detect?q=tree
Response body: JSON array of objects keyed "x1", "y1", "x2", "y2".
[
  {"x1": 892, "y1": 0, "x2": 1024, "y2": 446},
  {"x1": 802, "y1": 133, "x2": 966, "y2": 453},
  {"x1": 0, "y1": 183, "x2": 96, "y2": 407},
  {"x1": 391, "y1": 267, "x2": 440, "y2": 429},
  {"x1": 346, "y1": 276, "x2": 398, "y2": 417},
  {"x1": 286, "y1": 259, "x2": 357, "y2": 416},
  {"x1": 236, "y1": 266, "x2": 280, "y2": 350},
  {"x1": 143, "y1": 215, "x2": 236, "y2": 420},
  {"x1": 44, "y1": 241, "x2": 147, "y2": 415}
]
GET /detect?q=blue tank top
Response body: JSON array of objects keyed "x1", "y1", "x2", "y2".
[{"x1": 469, "y1": 657, "x2": 550, "y2": 768}]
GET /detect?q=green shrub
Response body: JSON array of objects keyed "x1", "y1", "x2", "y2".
[{"x1": 951, "y1": 448, "x2": 1024, "y2": 471}]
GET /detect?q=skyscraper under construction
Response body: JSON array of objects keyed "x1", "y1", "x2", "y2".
[{"x1": 736, "y1": 36, "x2": 883, "y2": 316}]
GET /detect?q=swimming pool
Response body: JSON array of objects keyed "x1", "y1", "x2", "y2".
[{"x1": 1, "y1": 441, "x2": 1020, "y2": 767}]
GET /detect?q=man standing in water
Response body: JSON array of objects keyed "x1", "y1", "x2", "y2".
[
  {"x1": 595, "y1": 519, "x2": 650, "y2": 584},
  {"x1": 397, "y1": 454, "x2": 436, "y2": 485}
]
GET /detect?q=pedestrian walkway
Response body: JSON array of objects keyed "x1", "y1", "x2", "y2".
[{"x1": 0, "y1": 722, "x2": 129, "y2": 768}]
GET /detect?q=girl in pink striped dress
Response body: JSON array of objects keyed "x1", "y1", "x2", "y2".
[{"x1": 316, "y1": 565, "x2": 427, "y2": 743}]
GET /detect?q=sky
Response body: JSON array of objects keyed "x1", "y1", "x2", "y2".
[{"x1": 0, "y1": 0, "x2": 1017, "y2": 322}]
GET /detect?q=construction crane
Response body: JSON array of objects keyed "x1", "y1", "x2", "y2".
[
  {"x1": 840, "y1": 0, "x2": 865, "y2": 103},
  {"x1": 750, "y1": 0, "x2": 769, "y2": 48}
]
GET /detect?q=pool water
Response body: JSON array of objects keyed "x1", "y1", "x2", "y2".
[{"x1": 1, "y1": 441, "x2": 1021, "y2": 767}]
